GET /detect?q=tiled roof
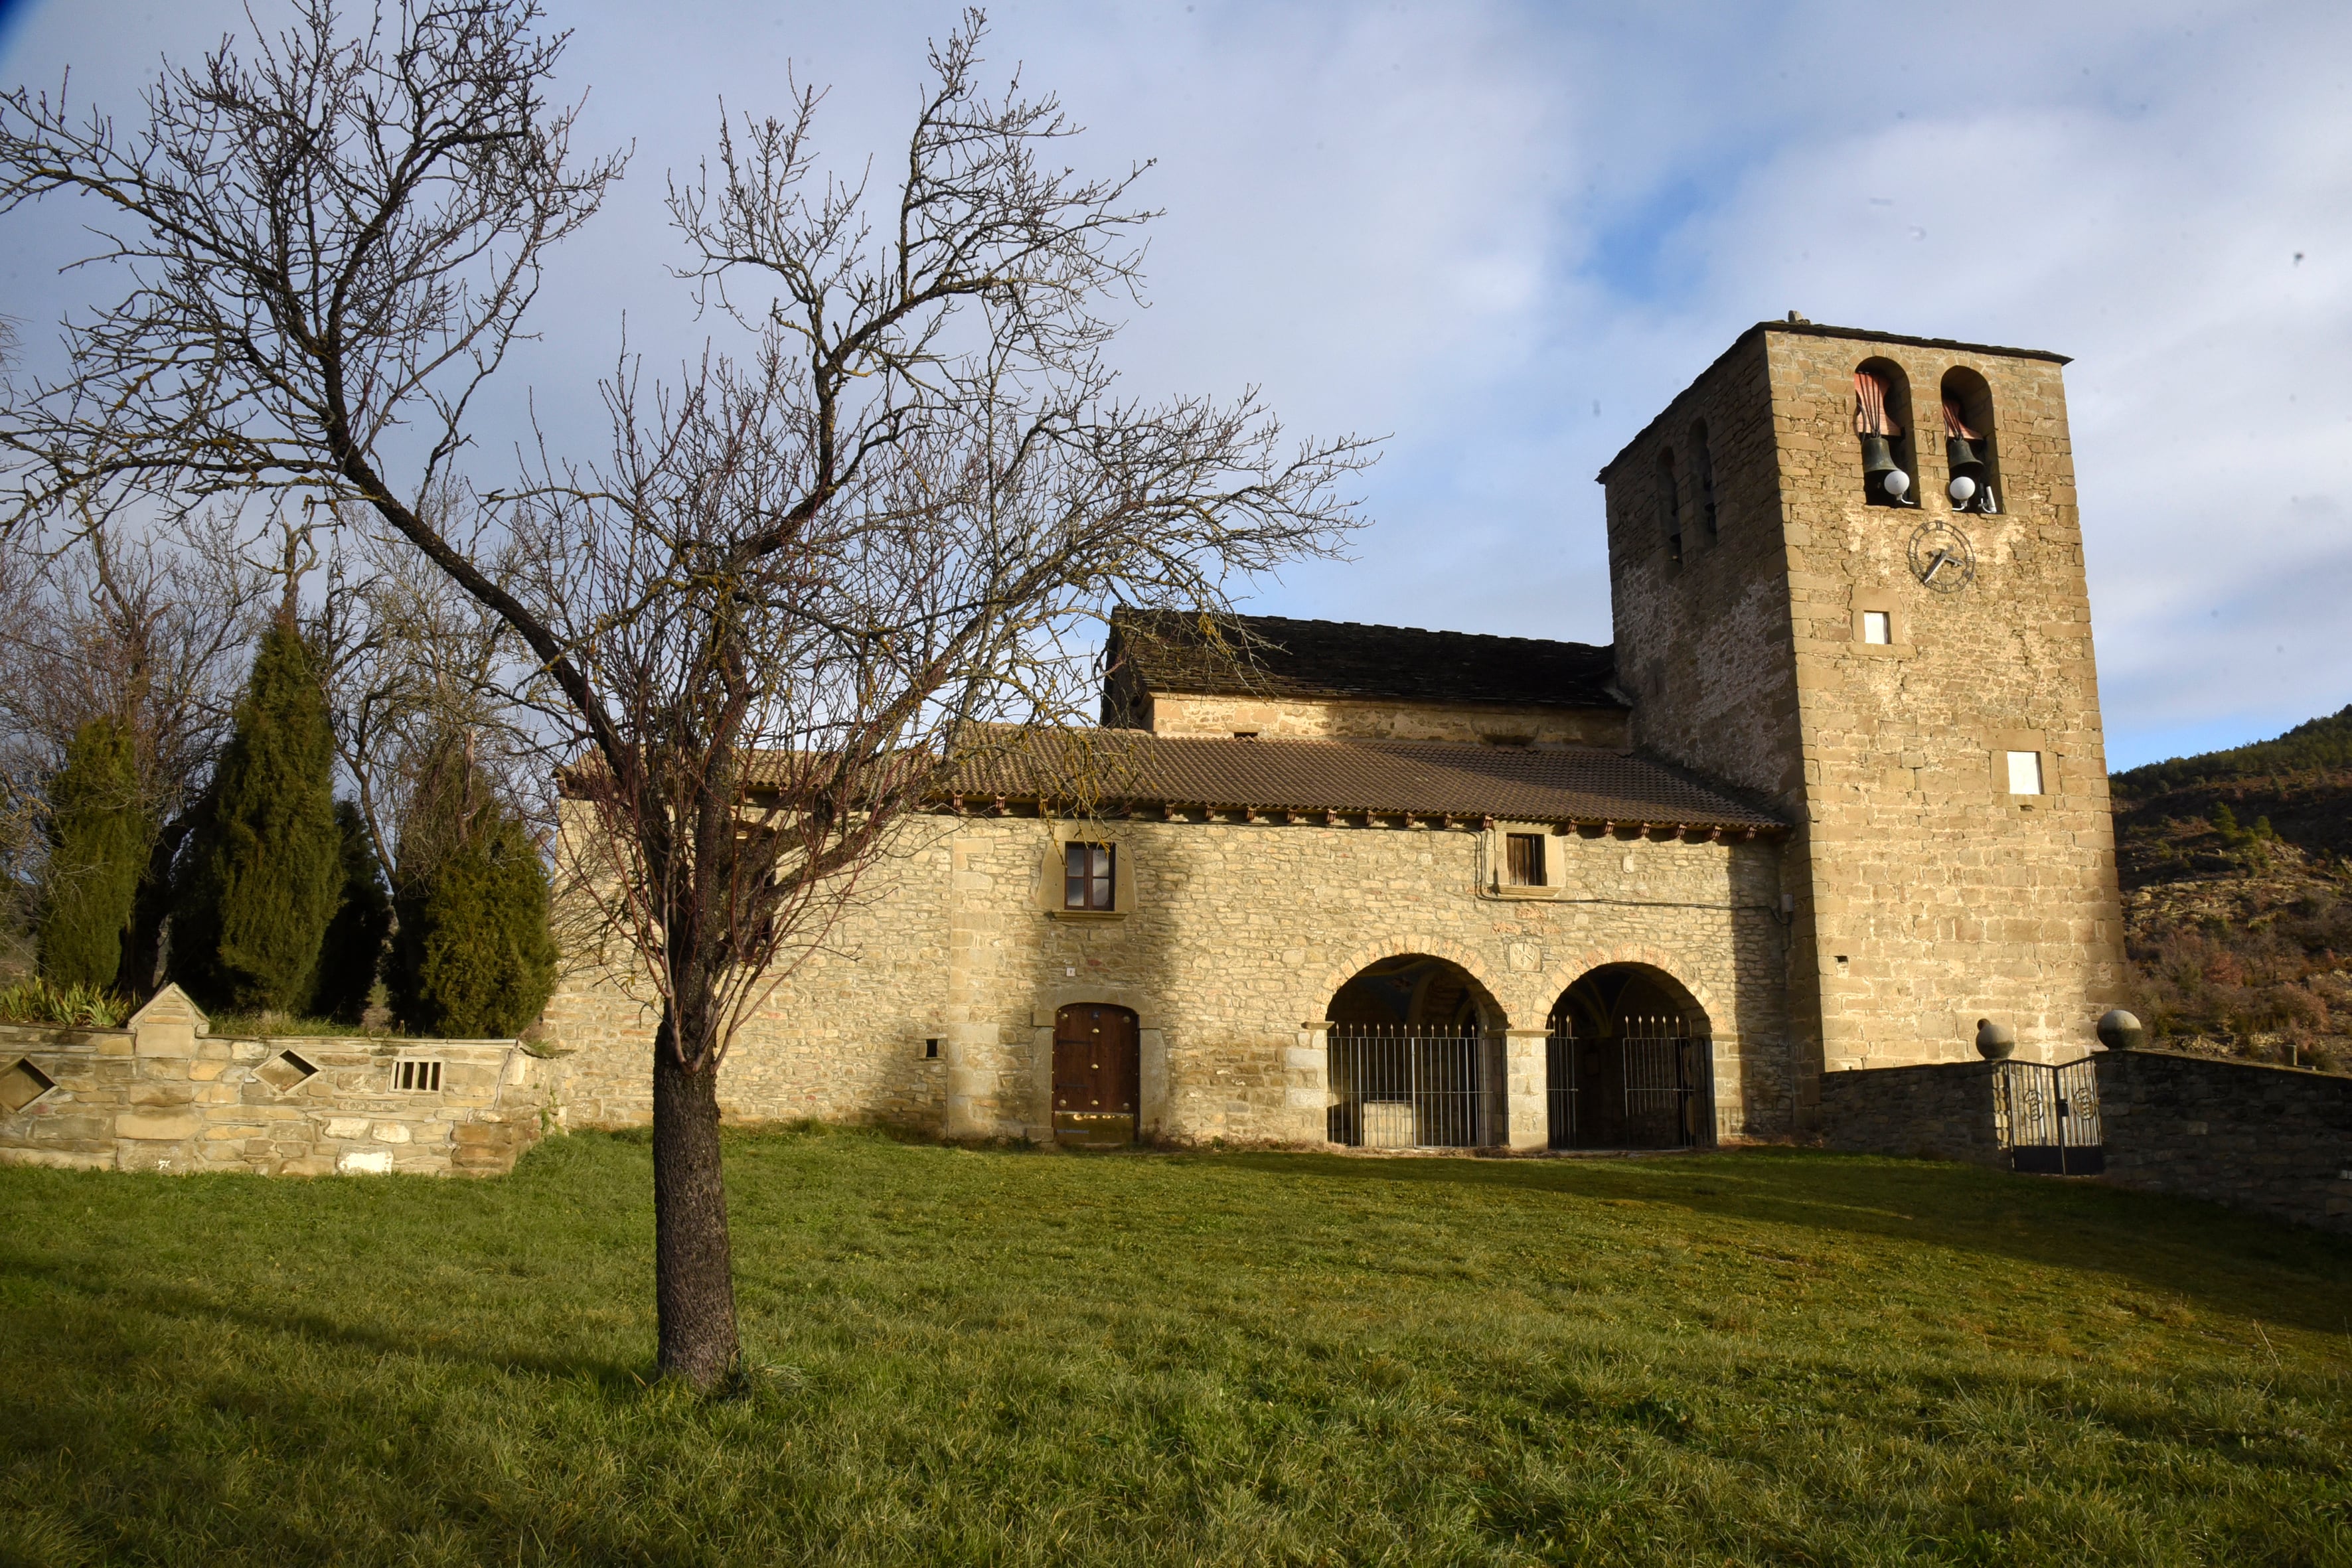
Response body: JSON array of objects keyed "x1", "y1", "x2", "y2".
[
  {"x1": 1106, "y1": 609, "x2": 1621, "y2": 711},
  {"x1": 947, "y1": 728, "x2": 1780, "y2": 832}
]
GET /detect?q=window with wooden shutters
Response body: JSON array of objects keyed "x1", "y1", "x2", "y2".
[
  {"x1": 1063, "y1": 842, "x2": 1115, "y2": 910},
  {"x1": 1506, "y1": 832, "x2": 1546, "y2": 888}
]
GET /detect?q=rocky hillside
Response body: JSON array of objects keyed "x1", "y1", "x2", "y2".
[{"x1": 2110, "y1": 706, "x2": 2352, "y2": 1074}]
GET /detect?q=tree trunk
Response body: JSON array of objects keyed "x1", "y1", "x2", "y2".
[{"x1": 651, "y1": 1004, "x2": 739, "y2": 1386}]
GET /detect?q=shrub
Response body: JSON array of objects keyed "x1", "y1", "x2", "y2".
[
  {"x1": 0, "y1": 974, "x2": 131, "y2": 1028},
  {"x1": 171, "y1": 619, "x2": 342, "y2": 1012},
  {"x1": 311, "y1": 800, "x2": 392, "y2": 1023},
  {"x1": 389, "y1": 738, "x2": 556, "y2": 1038},
  {"x1": 37, "y1": 718, "x2": 151, "y2": 990}
]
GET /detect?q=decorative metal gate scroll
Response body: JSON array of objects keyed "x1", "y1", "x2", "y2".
[
  {"x1": 1994, "y1": 1058, "x2": 2104, "y2": 1174},
  {"x1": 1546, "y1": 1014, "x2": 1707, "y2": 1150},
  {"x1": 1326, "y1": 1024, "x2": 1489, "y2": 1149}
]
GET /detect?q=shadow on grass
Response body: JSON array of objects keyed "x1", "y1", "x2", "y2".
[{"x1": 1203, "y1": 1145, "x2": 2352, "y2": 1338}]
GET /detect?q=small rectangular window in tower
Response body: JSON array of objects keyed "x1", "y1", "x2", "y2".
[
  {"x1": 394, "y1": 1059, "x2": 443, "y2": 1093},
  {"x1": 1505, "y1": 832, "x2": 1546, "y2": 887},
  {"x1": 2005, "y1": 750, "x2": 2045, "y2": 796},
  {"x1": 1861, "y1": 610, "x2": 1891, "y2": 645},
  {"x1": 1063, "y1": 842, "x2": 1115, "y2": 910}
]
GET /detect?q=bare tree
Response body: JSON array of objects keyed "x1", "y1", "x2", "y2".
[
  {"x1": 0, "y1": 1, "x2": 1370, "y2": 1384},
  {"x1": 0, "y1": 509, "x2": 273, "y2": 985}
]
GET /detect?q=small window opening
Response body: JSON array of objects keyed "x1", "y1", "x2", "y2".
[
  {"x1": 1688, "y1": 420, "x2": 1719, "y2": 540},
  {"x1": 394, "y1": 1059, "x2": 443, "y2": 1093},
  {"x1": 1861, "y1": 610, "x2": 1892, "y2": 645},
  {"x1": 924, "y1": 1038, "x2": 941, "y2": 1060},
  {"x1": 1939, "y1": 368, "x2": 2001, "y2": 514},
  {"x1": 1, "y1": 1056, "x2": 57, "y2": 1114},
  {"x1": 1505, "y1": 832, "x2": 1547, "y2": 887},
  {"x1": 1231, "y1": 731, "x2": 1259, "y2": 740},
  {"x1": 1064, "y1": 842, "x2": 1115, "y2": 911},
  {"x1": 1854, "y1": 362, "x2": 1917, "y2": 507},
  {"x1": 254, "y1": 1049, "x2": 319, "y2": 1095},
  {"x1": 1656, "y1": 449, "x2": 1682, "y2": 564},
  {"x1": 2005, "y1": 750, "x2": 2045, "y2": 796}
]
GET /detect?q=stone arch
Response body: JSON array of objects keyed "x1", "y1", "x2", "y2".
[
  {"x1": 1530, "y1": 944, "x2": 1723, "y2": 1041},
  {"x1": 1316, "y1": 937, "x2": 1515, "y2": 1031},
  {"x1": 1543, "y1": 955, "x2": 1717, "y2": 1152}
]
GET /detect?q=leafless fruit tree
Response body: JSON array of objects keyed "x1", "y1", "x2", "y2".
[{"x1": 0, "y1": 1, "x2": 1370, "y2": 1384}]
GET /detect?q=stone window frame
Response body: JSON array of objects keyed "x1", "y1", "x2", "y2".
[
  {"x1": 1480, "y1": 819, "x2": 1569, "y2": 899},
  {"x1": 1035, "y1": 821, "x2": 1140, "y2": 921},
  {"x1": 1987, "y1": 728, "x2": 2057, "y2": 804},
  {"x1": 392, "y1": 1058, "x2": 445, "y2": 1093},
  {"x1": 1849, "y1": 588, "x2": 1915, "y2": 659}
]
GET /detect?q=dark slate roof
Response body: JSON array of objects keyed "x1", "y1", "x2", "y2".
[
  {"x1": 1106, "y1": 609, "x2": 1622, "y2": 711},
  {"x1": 947, "y1": 728, "x2": 1780, "y2": 832}
]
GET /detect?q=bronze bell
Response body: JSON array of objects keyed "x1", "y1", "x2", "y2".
[
  {"x1": 1860, "y1": 432, "x2": 1899, "y2": 479},
  {"x1": 1945, "y1": 435, "x2": 1987, "y2": 480}
]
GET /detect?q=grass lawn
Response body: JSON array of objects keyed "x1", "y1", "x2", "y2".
[{"x1": 3, "y1": 1131, "x2": 2349, "y2": 1567}]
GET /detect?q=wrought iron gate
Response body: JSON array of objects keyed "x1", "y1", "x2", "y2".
[
  {"x1": 1994, "y1": 1057, "x2": 2104, "y2": 1174},
  {"x1": 1546, "y1": 1014, "x2": 1707, "y2": 1150},
  {"x1": 1327, "y1": 1024, "x2": 1490, "y2": 1148}
]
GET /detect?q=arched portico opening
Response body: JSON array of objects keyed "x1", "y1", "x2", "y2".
[
  {"x1": 1546, "y1": 964, "x2": 1713, "y2": 1150},
  {"x1": 1325, "y1": 955, "x2": 1504, "y2": 1150}
]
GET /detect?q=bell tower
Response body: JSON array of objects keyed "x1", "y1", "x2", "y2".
[{"x1": 1598, "y1": 320, "x2": 2126, "y2": 1126}]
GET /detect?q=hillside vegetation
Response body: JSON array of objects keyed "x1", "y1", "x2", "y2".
[
  {"x1": 2112, "y1": 706, "x2": 2352, "y2": 1072},
  {"x1": 1, "y1": 1129, "x2": 2346, "y2": 1566}
]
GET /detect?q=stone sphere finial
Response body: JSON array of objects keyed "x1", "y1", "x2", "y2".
[
  {"x1": 1974, "y1": 1018, "x2": 2017, "y2": 1060},
  {"x1": 2096, "y1": 1008, "x2": 2146, "y2": 1052}
]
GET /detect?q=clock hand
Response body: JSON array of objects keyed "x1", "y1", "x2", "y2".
[{"x1": 1922, "y1": 549, "x2": 1951, "y2": 583}]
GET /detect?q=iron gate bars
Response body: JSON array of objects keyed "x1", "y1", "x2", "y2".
[
  {"x1": 1994, "y1": 1057, "x2": 2105, "y2": 1174},
  {"x1": 1326, "y1": 1024, "x2": 1490, "y2": 1149},
  {"x1": 1546, "y1": 1015, "x2": 1707, "y2": 1150}
]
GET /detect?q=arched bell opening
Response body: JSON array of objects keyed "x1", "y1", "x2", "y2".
[
  {"x1": 1325, "y1": 954, "x2": 1504, "y2": 1151},
  {"x1": 1853, "y1": 358, "x2": 1919, "y2": 509},
  {"x1": 1052, "y1": 1002, "x2": 1140, "y2": 1148},
  {"x1": 1938, "y1": 367, "x2": 2001, "y2": 514},
  {"x1": 1545, "y1": 963, "x2": 1713, "y2": 1150}
]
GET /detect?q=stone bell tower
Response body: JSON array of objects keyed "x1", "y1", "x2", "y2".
[{"x1": 1597, "y1": 319, "x2": 2127, "y2": 1127}]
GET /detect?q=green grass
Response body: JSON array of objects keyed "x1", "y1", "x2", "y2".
[{"x1": 3, "y1": 1132, "x2": 2349, "y2": 1567}]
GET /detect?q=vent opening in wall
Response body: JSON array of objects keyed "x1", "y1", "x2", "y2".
[
  {"x1": 394, "y1": 1059, "x2": 443, "y2": 1093},
  {"x1": 925, "y1": 1038, "x2": 941, "y2": 1059},
  {"x1": 2006, "y1": 750, "x2": 2045, "y2": 796},
  {"x1": 1, "y1": 1056, "x2": 56, "y2": 1113},
  {"x1": 255, "y1": 1050, "x2": 319, "y2": 1095},
  {"x1": 1861, "y1": 610, "x2": 1892, "y2": 645}
]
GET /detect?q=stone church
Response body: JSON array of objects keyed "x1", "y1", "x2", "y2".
[{"x1": 543, "y1": 319, "x2": 2128, "y2": 1152}]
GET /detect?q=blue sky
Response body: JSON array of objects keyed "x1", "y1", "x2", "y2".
[{"x1": 5, "y1": 1, "x2": 2348, "y2": 770}]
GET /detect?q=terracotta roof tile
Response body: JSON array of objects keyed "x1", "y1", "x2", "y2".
[{"x1": 948, "y1": 728, "x2": 1780, "y2": 832}]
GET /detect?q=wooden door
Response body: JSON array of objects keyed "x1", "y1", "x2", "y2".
[{"x1": 1052, "y1": 1004, "x2": 1138, "y2": 1147}]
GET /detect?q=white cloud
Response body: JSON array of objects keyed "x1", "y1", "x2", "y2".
[{"x1": 5, "y1": 0, "x2": 2347, "y2": 768}]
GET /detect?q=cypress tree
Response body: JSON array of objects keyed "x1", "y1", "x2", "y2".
[
  {"x1": 38, "y1": 717, "x2": 150, "y2": 991},
  {"x1": 390, "y1": 740, "x2": 557, "y2": 1038},
  {"x1": 311, "y1": 799, "x2": 392, "y2": 1023},
  {"x1": 173, "y1": 618, "x2": 342, "y2": 1012}
]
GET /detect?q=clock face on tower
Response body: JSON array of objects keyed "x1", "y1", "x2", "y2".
[{"x1": 1907, "y1": 518, "x2": 1976, "y2": 594}]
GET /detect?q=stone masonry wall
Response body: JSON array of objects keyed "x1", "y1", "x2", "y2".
[
  {"x1": 2096, "y1": 1050, "x2": 2352, "y2": 1236},
  {"x1": 1818, "y1": 1058, "x2": 2006, "y2": 1168},
  {"x1": 1142, "y1": 692, "x2": 1628, "y2": 748},
  {"x1": 542, "y1": 809, "x2": 1793, "y2": 1146},
  {"x1": 1604, "y1": 323, "x2": 2127, "y2": 1130},
  {"x1": 0, "y1": 986, "x2": 548, "y2": 1176}
]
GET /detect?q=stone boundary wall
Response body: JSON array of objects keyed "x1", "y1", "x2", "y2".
[
  {"x1": 1820, "y1": 1050, "x2": 2352, "y2": 1235},
  {"x1": 0, "y1": 986, "x2": 549, "y2": 1177},
  {"x1": 1818, "y1": 1059, "x2": 2007, "y2": 1168},
  {"x1": 2096, "y1": 1050, "x2": 2352, "y2": 1237}
]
